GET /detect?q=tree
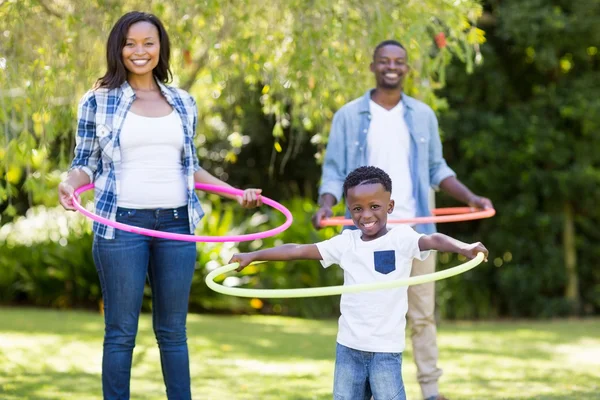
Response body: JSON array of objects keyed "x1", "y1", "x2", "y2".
[
  {"x1": 0, "y1": 0, "x2": 484, "y2": 221},
  {"x1": 438, "y1": 0, "x2": 600, "y2": 317}
]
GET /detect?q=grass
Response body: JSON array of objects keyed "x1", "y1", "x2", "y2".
[{"x1": 0, "y1": 307, "x2": 599, "y2": 399}]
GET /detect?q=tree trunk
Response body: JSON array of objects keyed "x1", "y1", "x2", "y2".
[{"x1": 563, "y1": 202, "x2": 580, "y2": 314}]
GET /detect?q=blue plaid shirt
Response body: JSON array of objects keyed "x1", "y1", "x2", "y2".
[{"x1": 69, "y1": 81, "x2": 204, "y2": 239}]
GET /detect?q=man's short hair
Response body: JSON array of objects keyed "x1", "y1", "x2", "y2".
[
  {"x1": 373, "y1": 40, "x2": 407, "y2": 60},
  {"x1": 343, "y1": 166, "x2": 392, "y2": 197}
]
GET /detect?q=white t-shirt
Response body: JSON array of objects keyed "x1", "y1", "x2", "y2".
[
  {"x1": 316, "y1": 226, "x2": 430, "y2": 353},
  {"x1": 118, "y1": 110, "x2": 188, "y2": 209},
  {"x1": 367, "y1": 100, "x2": 416, "y2": 221}
]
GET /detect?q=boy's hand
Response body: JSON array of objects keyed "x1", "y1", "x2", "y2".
[
  {"x1": 461, "y1": 242, "x2": 489, "y2": 261},
  {"x1": 229, "y1": 253, "x2": 255, "y2": 272},
  {"x1": 237, "y1": 188, "x2": 262, "y2": 208}
]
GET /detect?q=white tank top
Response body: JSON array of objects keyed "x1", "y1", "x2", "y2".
[{"x1": 117, "y1": 110, "x2": 188, "y2": 209}]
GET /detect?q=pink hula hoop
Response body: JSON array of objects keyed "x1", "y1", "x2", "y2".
[
  {"x1": 319, "y1": 207, "x2": 496, "y2": 227},
  {"x1": 72, "y1": 183, "x2": 293, "y2": 243}
]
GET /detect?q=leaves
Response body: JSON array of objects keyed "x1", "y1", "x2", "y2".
[{"x1": 0, "y1": 0, "x2": 482, "y2": 220}]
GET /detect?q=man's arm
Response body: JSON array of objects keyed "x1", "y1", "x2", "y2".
[
  {"x1": 313, "y1": 112, "x2": 347, "y2": 229},
  {"x1": 427, "y1": 109, "x2": 493, "y2": 209},
  {"x1": 230, "y1": 244, "x2": 322, "y2": 271},
  {"x1": 418, "y1": 233, "x2": 488, "y2": 261},
  {"x1": 439, "y1": 176, "x2": 493, "y2": 209}
]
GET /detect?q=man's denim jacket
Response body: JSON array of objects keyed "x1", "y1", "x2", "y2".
[{"x1": 319, "y1": 90, "x2": 456, "y2": 234}]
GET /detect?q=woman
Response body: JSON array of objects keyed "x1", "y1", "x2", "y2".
[{"x1": 58, "y1": 11, "x2": 261, "y2": 399}]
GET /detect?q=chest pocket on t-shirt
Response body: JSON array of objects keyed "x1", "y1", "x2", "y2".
[{"x1": 373, "y1": 250, "x2": 396, "y2": 274}]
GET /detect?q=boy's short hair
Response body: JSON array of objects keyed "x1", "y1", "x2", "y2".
[{"x1": 343, "y1": 166, "x2": 392, "y2": 197}]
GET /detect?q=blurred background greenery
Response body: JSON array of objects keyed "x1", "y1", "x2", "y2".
[{"x1": 1, "y1": 0, "x2": 599, "y2": 321}]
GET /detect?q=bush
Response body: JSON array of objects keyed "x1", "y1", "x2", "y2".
[{"x1": 0, "y1": 195, "x2": 343, "y2": 318}]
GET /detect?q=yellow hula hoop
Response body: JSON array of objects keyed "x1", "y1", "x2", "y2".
[{"x1": 205, "y1": 252, "x2": 485, "y2": 298}]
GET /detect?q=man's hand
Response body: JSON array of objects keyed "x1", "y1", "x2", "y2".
[
  {"x1": 58, "y1": 182, "x2": 76, "y2": 211},
  {"x1": 468, "y1": 194, "x2": 494, "y2": 210},
  {"x1": 311, "y1": 206, "x2": 333, "y2": 230},
  {"x1": 461, "y1": 242, "x2": 489, "y2": 261},
  {"x1": 229, "y1": 253, "x2": 255, "y2": 272},
  {"x1": 237, "y1": 188, "x2": 262, "y2": 208}
]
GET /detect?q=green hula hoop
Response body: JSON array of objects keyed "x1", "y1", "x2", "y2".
[{"x1": 205, "y1": 252, "x2": 485, "y2": 298}]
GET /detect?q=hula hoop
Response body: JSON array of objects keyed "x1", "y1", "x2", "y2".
[
  {"x1": 205, "y1": 252, "x2": 485, "y2": 298},
  {"x1": 319, "y1": 207, "x2": 496, "y2": 227},
  {"x1": 72, "y1": 183, "x2": 293, "y2": 242}
]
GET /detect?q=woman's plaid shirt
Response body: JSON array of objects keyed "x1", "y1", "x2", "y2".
[{"x1": 69, "y1": 81, "x2": 204, "y2": 239}]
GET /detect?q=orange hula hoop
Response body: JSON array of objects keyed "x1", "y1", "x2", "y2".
[{"x1": 319, "y1": 207, "x2": 496, "y2": 227}]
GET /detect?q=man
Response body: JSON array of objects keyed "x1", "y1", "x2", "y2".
[{"x1": 311, "y1": 40, "x2": 493, "y2": 400}]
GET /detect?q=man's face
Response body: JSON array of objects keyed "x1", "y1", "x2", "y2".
[{"x1": 370, "y1": 45, "x2": 409, "y2": 90}]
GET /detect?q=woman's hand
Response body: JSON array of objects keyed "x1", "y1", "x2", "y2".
[
  {"x1": 58, "y1": 181, "x2": 76, "y2": 211},
  {"x1": 237, "y1": 188, "x2": 262, "y2": 208}
]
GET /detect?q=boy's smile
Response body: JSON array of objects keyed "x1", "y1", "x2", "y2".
[{"x1": 346, "y1": 182, "x2": 394, "y2": 241}]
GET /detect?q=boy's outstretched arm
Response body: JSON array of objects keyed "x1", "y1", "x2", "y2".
[
  {"x1": 230, "y1": 244, "x2": 323, "y2": 271},
  {"x1": 418, "y1": 233, "x2": 489, "y2": 261}
]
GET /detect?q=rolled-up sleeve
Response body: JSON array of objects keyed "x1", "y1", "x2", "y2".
[
  {"x1": 68, "y1": 91, "x2": 99, "y2": 182},
  {"x1": 318, "y1": 111, "x2": 347, "y2": 203},
  {"x1": 427, "y1": 109, "x2": 455, "y2": 188},
  {"x1": 189, "y1": 96, "x2": 202, "y2": 172}
]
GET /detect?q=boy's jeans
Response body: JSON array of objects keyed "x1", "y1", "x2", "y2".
[
  {"x1": 333, "y1": 343, "x2": 406, "y2": 400},
  {"x1": 93, "y1": 206, "x2": 197, "y2": 400}
]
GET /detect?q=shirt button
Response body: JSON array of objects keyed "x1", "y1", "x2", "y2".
[
  {"x1": 354, "y1": 141, "x2": 359, "y2": 146},
  {"x1": 363, "y1": 129, "x2": 367, "y2": 133},
  {"x1": 420, "y1": 137, "x2": 426, "y2": 142}
]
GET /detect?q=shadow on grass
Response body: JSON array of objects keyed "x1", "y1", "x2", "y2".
[
  {"x1": 186, "y1": 314, "x2": 337, "y2": 361},
  {"x1": 0, "y1": 370, "x2": 101, "y2": 400},
  {"x1": 2, "y1": 308, "x2": 600, "y2": 400}
]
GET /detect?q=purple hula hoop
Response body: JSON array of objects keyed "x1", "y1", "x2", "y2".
[{"x1": 72, "y1": 183, "x2": 293, "y2": 243}]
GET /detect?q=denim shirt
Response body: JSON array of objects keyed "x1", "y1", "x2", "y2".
[
  {"x1": 319, "y1": 90, "x2": 455, "y2": 234},
  {"x1": 69, "y1": 81, "x2": 204, "y2": 239}
]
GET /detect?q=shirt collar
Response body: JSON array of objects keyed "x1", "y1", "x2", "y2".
[
  {"x1": 359, "y1": 89, "x2": 414, "y2": 113},
  {"x1": 120, "y1": 80, "x2": 173, "y2": 103}
]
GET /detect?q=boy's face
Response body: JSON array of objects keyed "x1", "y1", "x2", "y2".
[{"x1": 346, "y1": 183, "x2": 394, "y2": 241}]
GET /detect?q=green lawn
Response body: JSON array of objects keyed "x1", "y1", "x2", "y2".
[{"x1": 0, "y1": 307, "x2": 599, "y2": 399}]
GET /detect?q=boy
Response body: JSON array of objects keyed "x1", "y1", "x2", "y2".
[{"x1": 229, "y1": 166, "x2": 488, "y2": 400}]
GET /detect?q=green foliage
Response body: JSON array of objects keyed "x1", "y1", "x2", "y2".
[
  {"x1": 435, "y1": 0, "x2": 600, "y2": 318},
  {"x1": 0, "y1": 0, "x2": 483, "y2": 220},
  {"x1": 0, "y1": 206, "x2": 98, "y2": 308},
  {"x1": 0, "y1": 195, "x2": 343, "y2": 318}
]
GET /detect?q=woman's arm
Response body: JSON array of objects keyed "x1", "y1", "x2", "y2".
[
  {"x1": 58, "y1": 170, "x2": 91, "y2": 210},
  {"x1": 194, "y1": 168, "x2": 262, "y2": 208},
  {"x1": 58, "y1": 92, "x2": 98, "y2": 211},
  {"x1": 229, "y1": 244, "x2": 322, "y2": 271}
]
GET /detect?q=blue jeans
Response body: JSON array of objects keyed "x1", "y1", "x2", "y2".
[
  {"x1": 92, "y1": 206, "x2": 197, "y2": 400},
  {"x1": 333, "y1": 343, "x2": 406, "y2": 400}
]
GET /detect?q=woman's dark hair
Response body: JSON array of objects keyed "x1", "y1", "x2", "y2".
[{"x1": 96, "y1": 11, "x2": 172, "y2": 89}]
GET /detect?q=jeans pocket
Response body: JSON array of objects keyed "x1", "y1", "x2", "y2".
[{"x1": 374, "y1": 250, "x2": 396, "y2": 274}]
